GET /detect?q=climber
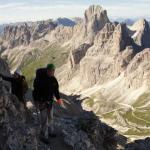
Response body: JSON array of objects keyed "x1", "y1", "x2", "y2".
[
  {"x1": 33, "y1": 63, "x2": 63, "y2": 144},
  {"x1": 0, "y1": 69, "x2": 28, "y2": 107}
]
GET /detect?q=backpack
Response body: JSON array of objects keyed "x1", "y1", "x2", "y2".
[
  {"x1": 33, "y1": 68, "x2": 46, "y2": 101},
  {"x1": 21, "y1": 76, "x2": 28, "y2": 94}
]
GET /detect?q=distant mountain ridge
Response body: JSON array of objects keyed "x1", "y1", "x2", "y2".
[
  {"x1": 55, "y1": 17, "x2": 76, "y2": 26},
  {"x1": 0, "y1": 17, "x2": 77, "y2": 35},
  {"x1": 0, "y1": 24, "x2": 5, "y2": 34}
]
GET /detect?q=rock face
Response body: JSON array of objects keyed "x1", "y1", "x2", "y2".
[
  {"x1": 69, "y1": 43, "x2": 92, "y2": 69},
  {"x1": 129, "y1": 19, "x2": 150, "y2": 49},
  {"x1": 55, "y1": 111, "x2": 118, "y2": 150},
  {"x1": 3, "y1": 24, "x2": 31, "y2": 48},
  {"x1": 84, "y1": 5, "x2": 110, "y2": 42},
  {"x1": 31, "y1": 20, "x2": 56, "y2": 41},
  {"x1": 125, "y1": 48, "x2": 150, "y2": 89},
  {"x1": 0, "y1": 58, "x2": 10, "y2": 75},
  {"x1": 125, "y1": 138, "x2": 150, "y2": 150},
  {"x1": 0, "y1": 58, "x2": 37, "y2": 150},
  {"x1": 1, "y1": 20, "x2": 57, "y2": 49},
  {"x1": 67, "y1": 22, "x2": 133, "y2": 87},
  {"x1": 60, "y1": 7, "x2": 150, "y2": 91},
  {"x1": 0, "y1": 87, "x2": 37, "y2": 150}
]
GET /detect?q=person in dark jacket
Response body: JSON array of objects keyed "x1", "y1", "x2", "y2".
[
  {"x1": 33, "y1": 64, "x2": 63, "y2": 143},
  {"x1": 0, "y1": 69, "x2": 28, "y2": 106}
]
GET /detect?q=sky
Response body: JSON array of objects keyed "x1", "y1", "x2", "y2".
[{"x1": 0, "y1": 0, "x2": 150, "y2": 24}]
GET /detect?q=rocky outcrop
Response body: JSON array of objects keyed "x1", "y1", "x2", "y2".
[
  {"x1": 129, "y1": 19, "x2": 150, "y2": 49},
  {"x1": 0, "y1": 59, "x2": 37, "y2": 150},
  {"x1": 31, "y1": 20, "x2": 56, "y2": 41},
  {"x1": 84, "y1": 5, "x2": 110, "y2": 43},
  {"x1": 124, "y1": 48, "x2": 150, "y2": 89},
  {"x1": 0, "y1": 58, "x2": 10, "y2": 75},
  {"x1": 63, "y1": 8, "x2": 150, "y2": 90},
  {"x1": 47, "y1": 25, "x2": 74, "y2": 45},
  {"x1": 125, "y1": 138, "x2": 150, "y2": 150},
  {"x1": 85, "y1": 22, "x2": 132, "y2": 56},
  {"x1": 73, "y1": 23, "x2": 133, "y2": 87},
  {"x1": 1, "y1": 20, "x2": 57, "y2": 49},
  {"x1": 69, "y1": 43, "x2": 92, "y2": 69},
  {"x1": 55, "y1": 111, "x2": 118, "y2": 150},
  {"x1": 3, "y1": 24, "x2": 31, "y2": 48},
  {"x1": 0, "y1": 84, "x2": 37, "y2": 150}
]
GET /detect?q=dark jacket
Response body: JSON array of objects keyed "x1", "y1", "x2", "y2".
[
  {"x1": 33, "y1": 68, "x2": 60, "y2": 103},
  {"x1": 0, "y1": 74, "x2": 28, "y2": 102}
]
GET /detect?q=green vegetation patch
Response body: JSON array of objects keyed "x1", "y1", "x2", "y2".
[
  {"x1": 133, "y1": 93, "x2": 150, "y2": 108},
  {"x1": 124, "y1": 128, "x2": 150, "y2": 136},
  {"x1": 21, "y1": 45, "x2": 69, "y2": 87},
  {"x1": 123, "y1": 110, "x2": 150, "y2": 127},
  {"x1": 84, "y1": 98, "x2": 94, "y2": 108},
  {"x1": 134, "y1": 110, "x2": 150, "y2": 123},
  {"x1": 102, "y1": 111, "x2": 114, "y2": 119},
  {"x1": 21, "y1": 48, "x2": 41, "y2": 68}
]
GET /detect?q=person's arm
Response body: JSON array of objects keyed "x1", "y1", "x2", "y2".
[
  {"x1": 0, "y1": 73, "x2": 14, "y2": 82},
  {"x1": 54, "y1": 78, "x2": 60, "y2": 100},
  {"x1": 53, "y1": 78, "x2": 63, "y2": 105},
  {"x1": 21, "y1": 76, "x2": 28, "y2": 94}
]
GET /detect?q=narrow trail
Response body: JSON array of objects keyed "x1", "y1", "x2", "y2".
[{"x1": 26, "y1": 90, "x2": 82, "y2": 150}]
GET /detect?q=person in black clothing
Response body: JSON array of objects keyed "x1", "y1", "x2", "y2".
[
  {"x1": 0, "y1": 69, "x2": 28, "y2": 106},
  {"x1": 33, "y1": 64, "x2": 63, "y2": 143}
]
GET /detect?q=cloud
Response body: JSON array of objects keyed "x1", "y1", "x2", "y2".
[
  {"x1": 16, "y1": 4, "x2": 88, "y2": 11},
  {"x1": 133, "y1": 0, "x2": 150, "y2": 2},
  {"x1": 0, "y1": 2, "x2": 88, "y2": 23},
  {"x1": 0, "y1": 2, "x2": 25, "y2": 9},
  {"x1": 0, "y1": 0, "x2": 149, "y2": 23},
  {"x1": 104, "y1": 2, "x2": 150, "y2": 19}
]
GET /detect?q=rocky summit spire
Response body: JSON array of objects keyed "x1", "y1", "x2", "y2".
[{"x1": 84, "y1": 5, "x2": 110, "y2": 41}]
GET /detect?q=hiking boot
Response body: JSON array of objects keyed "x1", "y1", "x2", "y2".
[
  {"x1": 49, "y1": 133, "x2": 57, "y2": 138},
  {"x1": 40, "y1": 136, "x2": 49, "y2": 144},
  {"x1": 40, "y1": 133, "x2": 49, "y2": 144}
]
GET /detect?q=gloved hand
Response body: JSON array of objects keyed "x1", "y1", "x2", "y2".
[{"x1": 57, "y1": 99, "x2": 63, "y2": 105}]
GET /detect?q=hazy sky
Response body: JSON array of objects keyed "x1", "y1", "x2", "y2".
[{"x1": 0, "y1": 0, "x2": 149, "y2": 23}]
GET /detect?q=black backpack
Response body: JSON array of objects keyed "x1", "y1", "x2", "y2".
[
  {"x1": 21, "y1": 76, "x2": 28, "y2": 94},
  {"x1": 32, "y1": 68, "x2": 47, "y2": 101}
]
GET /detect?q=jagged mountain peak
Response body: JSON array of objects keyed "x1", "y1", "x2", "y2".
[
  {"x1": 84, "y1": 5, "x2": 110, "y2": 43},
  {"x1": 129, "y1": 18, "x2": 150, "y2": 49},
  {"x1": 84, "y1": 5, "x2": 110, "y2": 25},
  {"x1": 130, "y1": 18, "x2": 149, "y2": 31},
  {"x1": 85, "y1": 5, "x2": 104, "y2": 14}
]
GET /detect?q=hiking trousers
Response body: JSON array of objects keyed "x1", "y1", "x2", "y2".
[{"x1": 40, "y1": 105, "x2": 54, "y2": 138}]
